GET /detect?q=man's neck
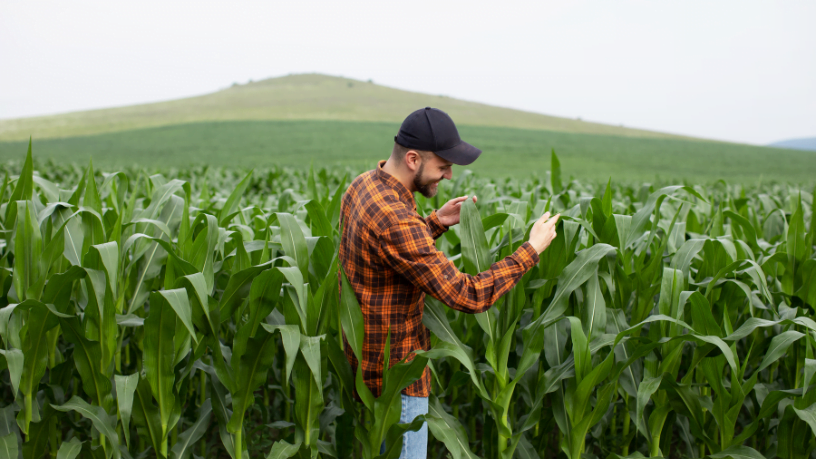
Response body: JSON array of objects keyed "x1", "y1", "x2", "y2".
[{"x1": 382, "y1": 158, "x2": 416, "y2": 193}]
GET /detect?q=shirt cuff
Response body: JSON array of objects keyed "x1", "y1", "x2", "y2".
[
  {"x1": 425, "y1": 210, "x2": 449, "y2": 239},
  {"x1": 510, "y1": 241, "x2": 540, "y2": 271}
]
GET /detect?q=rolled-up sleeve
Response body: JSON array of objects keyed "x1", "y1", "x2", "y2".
[{"x1": 378, "y1": 215, "x2": 539, "y2": 314}]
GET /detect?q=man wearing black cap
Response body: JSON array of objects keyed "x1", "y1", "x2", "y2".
[{"x1": 338, "y1": 108, "x2": 559, "y2": 458}]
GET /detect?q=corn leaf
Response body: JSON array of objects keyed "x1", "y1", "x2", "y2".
[
  {"x1": 52, "y1": 396, "x2": 119, "y2": 452},
  {"x1": 114, "y1": 373, "x2": 139, "y2": 448}
]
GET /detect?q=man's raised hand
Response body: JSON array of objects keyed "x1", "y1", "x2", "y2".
[
  {"x1": 437, "y1": 195, "x2": 478, "y2": 227},
  {"x1": 529, "y1": 212, "x2": 560, "y2": 254}
]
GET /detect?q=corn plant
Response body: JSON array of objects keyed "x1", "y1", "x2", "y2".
[{"x1": 0, "y1": 144, "x2": 814, "y2": 459}]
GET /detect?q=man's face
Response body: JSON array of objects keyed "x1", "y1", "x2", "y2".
[{"x1": 412, "y1": 153, "x2": 453, "y2": 198}]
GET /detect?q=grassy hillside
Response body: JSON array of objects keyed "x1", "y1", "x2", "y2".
[
  {"x1": 1, "y1": 73, "x2": 807, "y2": 184},
  {"x1": 2, "y1": 120, "x2": 813, "y2": 184},
  {"x1": 0, "y1": 74, "x2": 688, "y2": 142}
]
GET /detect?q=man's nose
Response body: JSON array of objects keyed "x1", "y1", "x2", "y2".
[{"x1": 443, "y1": 168, "x2": 453, "y2": 180}]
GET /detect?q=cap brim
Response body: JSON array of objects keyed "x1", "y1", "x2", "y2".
[{"x1": 434, "y1": 140, "x2": 482, "y2": 166}]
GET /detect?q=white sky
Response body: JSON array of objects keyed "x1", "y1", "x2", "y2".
[{"x1": 1, "y1": 0, "x2": 814, "y2": 145}]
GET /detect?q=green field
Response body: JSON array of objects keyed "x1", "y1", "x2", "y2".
[
  {"x1": 1, "y1": 151, "x2": 814, "y2": 459},
  {"x1": 1, "y1": 120, "x2": 814, "y2": 184}
]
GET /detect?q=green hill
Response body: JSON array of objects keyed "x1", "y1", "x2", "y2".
[
  {"x1": 0, "y1": 73, "x2": 813, "y2": 184},
  {"x1": 0, "y1": 73, "x2": 685, "y2": 142}
]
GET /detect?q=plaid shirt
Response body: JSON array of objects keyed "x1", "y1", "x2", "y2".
[{"x1": 339, "y1": 160, "x2": 540, "y2": 397}]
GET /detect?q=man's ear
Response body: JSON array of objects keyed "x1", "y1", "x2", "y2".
[{"x1": 404, "y1": 150, "x2": 422, "y2": 172}]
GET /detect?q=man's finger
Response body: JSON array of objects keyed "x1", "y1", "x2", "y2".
[
  {"x1": 541, "y1": 213, "x2": 559, "y2": 228},
  {"x1": 544, "y1": 214, "x2": 560, "y2": 228}
]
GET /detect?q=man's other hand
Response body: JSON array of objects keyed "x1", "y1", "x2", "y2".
[
  {"x1": 437, "y1": 195, "x2": 477, "y2": 227},
  {"x1": 529, "y1": 212, "x2": 560, "y2": 254}
]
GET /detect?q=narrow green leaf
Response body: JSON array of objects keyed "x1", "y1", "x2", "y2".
[
  {"x1": 304, "y1": 200, "x2": 333, "y2": 238},
  {"x1": 277, "y1": 212, "x2": 310, "y2": 280},
  {"x1": 144, "y1": 291, "x2": 177, "y2": 437},
  {"x1": 12, "y1": 201, "x2": 43, "y2": 301},
  {"x1": 0, "y1": 432, "x2": 17, "y2": 459},
  {"x1": 82, "y1": 160, "x2": 102, "y2": 214},
  {"x1": 601, "y1": 178, "x2": 612, "y2": 217},
  {"x1": 52, "y1": 396, "x2": 119, "y2": 451},
  {"x1": 568, "y1": 317, "x2": 590, "y2": 382},
  {"x1": 58, "y1": 316, "x2": 113, "y2": 409},
  {"x1": 114, "y1": 373, "x2": 139, "y2": 448},
  {"x1": 459, "y1": 199, "x2": 491, "y2": 275},
  {"x1": 757, "y1": 330, "x2": 804, "y2": 372},
  {"x1": 219, "y1": 169, "x2": 253, "y2": 226},
  {"x1": 261, "y1": 324, "x2": 301, "y2": 384},
  {"x1": 339, "y1": 268, "x2": 364, "y2": 362},
  {"x1": 227, "y1": 329, "x2": 276, "y2": 433},
  {"x1": 415, "y1": 341, "x2": 486, "y2": 400},
  {"x1": 62, "y1": 213, "x2": 85, "y2": 267},
  {"x1": 0, "y1": 349, "x2": 23, "y2": 400},
  {"x1": 582, "y1": 270, "x2": 606, "y2": 340},
  {"x1": 4, "y1": 138, "x2": 34, "y2": 226},
  {"x1": 188, "y1": 213, "x2": 219, "y2": 293},
  {"x1": 56, "y1": 437, "x2": 82, "y2": 459},
  {"x1": 131, "y1": 377, "x2": 162, "y2": 453},
  {"x1": 265, "y1": 439, "x2": 302, "y2": 459},
  {"x1": 551, "y1": 149, "x2": 562, "y2": 195},
  {"x1": 636, "y1": 374, "x2": 663, "y2": 439},
  {"x1": 803, "y1": 359, "x2": 816, "y2": 396},
  {"x1": 787, "y1": 194, "x2": 807, "y2": 268},
  {"x1": 792, "y1": 403, "x2": 816, "y2": 437},
  {"x1": 300, "y1": 335, "x2": 325, "y2": 397},
  {"x1": 382, "y1": 415, "x2": 426, "y2": 459},
  {"x1": 426, "y1": 395, "x2": 480, "y2": 459},
  {"x1": 159, "y1": 288, "x2": 198, "y2": 344},
  {"x1": 422, "y1": 298, "x2": 466, "y2": 348},
  {"x1": 18, "y1": 301, "x2": 60, "y2": 433},
  {"x1": 709, "y1": 444, "x2": 766, "y2": 459},
  {"x1": 170, "y1": 399, "x2": 212, "y2": 459},
  {"x1": 526, "y1": 244, "x2": 615, "y2": 334}
]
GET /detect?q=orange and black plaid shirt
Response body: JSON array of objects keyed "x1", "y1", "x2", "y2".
[{"x1": 338, "y1": 160, "x2": 540, "y2": 397}]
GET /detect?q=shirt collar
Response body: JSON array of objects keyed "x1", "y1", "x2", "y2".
[{"x1": 375, "y1": 160, "x2": 417, "y2": 211}]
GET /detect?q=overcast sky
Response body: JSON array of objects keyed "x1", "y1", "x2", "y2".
[{"x1": 1, "y1": 0, "x2": 814, "y2": 145}]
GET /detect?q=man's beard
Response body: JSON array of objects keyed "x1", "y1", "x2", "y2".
[{"x1": 413, "y1": 162, "x2": 439, "y2": 198}]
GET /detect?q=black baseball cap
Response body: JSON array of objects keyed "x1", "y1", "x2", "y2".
[{"x1": 394, "y1": 107, "x2": 482, "y2": 166}]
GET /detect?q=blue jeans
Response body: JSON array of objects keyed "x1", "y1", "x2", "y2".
[{"x1": 379, "y1": 394, "x2": 428, "y2": 458}]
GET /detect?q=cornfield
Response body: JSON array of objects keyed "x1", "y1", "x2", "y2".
[{"x1": 0, "y1": 143, "x2": 815, "y2": 459}]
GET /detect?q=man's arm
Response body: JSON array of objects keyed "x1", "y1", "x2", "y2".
[
  {"x1": 378, "y1": 215, "x2": 539, "y2": 314},
  {"x1": 422, "y1": 209, "x2": 449, "y2": 240}
]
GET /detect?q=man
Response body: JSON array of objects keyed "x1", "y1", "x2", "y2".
[{"x1": 339, "y1": 107, "x2": 559, "y2": 458}]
